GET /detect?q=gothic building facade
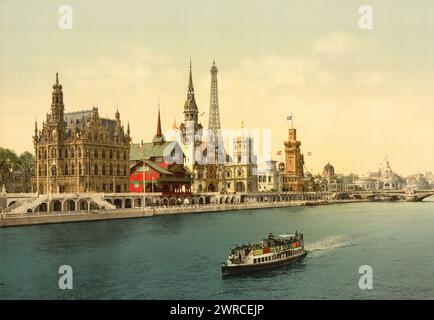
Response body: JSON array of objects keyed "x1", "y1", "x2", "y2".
[{"x1": 31, "y1": 74, "x2": 131, "y2": 194}]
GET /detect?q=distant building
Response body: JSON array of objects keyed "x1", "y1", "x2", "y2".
[
  {"x1": 129, "y1": 109, "x2": 192, "y2": 194},
  {"x1": 32, "y1": 74, "x2": 131, "y2": 194},
  {"x1": 406, "y1": 174, "x2": 430, "y2": 190},
  {"x1": 224, "y1": 125, "x2": 258, "y2": 193},
  {"x1": 354, "y1": 158, "x2": 403, "y2": 191},
  {"x1": 316, "y1": 163, "x2": 343, "y2": 192},
  {"x1": 257, "y1": 160, "x2": 283, "y2": 192},
  {"x1": 282, "y1": 127, "x2": 306, "y2": 192}
]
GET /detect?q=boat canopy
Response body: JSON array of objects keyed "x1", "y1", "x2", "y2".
[{"x1": 275, "y1": 234, "x2": 295, "y2": 239}]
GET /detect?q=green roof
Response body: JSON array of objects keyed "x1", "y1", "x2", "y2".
[{"x1": 130, "y1": 141, "x2": 177, "y2": 161}]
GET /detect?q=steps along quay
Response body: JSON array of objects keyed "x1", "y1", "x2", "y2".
[{"x1": 1, "y1": 190, "x2": 433, "y2": 227}]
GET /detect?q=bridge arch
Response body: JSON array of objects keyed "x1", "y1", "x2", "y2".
[
  {"x1": 78, "y1": 199, "x2": 88, "y2": 211},
  {"x1": 64, "y1": 199, "x2": 76, "y2": 211},
  {"x1": 50, "y1": 200, "x2": 62, "y2": 212},
  {"x1": 124, "y1": 198, "x2": 132, "y2": 208},
  {"x1": 134, "y1": 198, "x2": 142, "y2": 208},
  {"x1": 114, "y1": 199, "x2": 123, "y2": 209}
]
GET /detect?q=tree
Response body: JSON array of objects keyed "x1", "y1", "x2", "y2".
[
  {"x1": 0, "y1": 148, "x2": 35, "y2": 192},
  {"x1": 19, "y1": 151, "x2": 35, "y2": 192}
]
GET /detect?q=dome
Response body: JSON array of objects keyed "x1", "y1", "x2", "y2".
[{"x1": 322, "y1": 163, "x2": 335, "y2": 178}]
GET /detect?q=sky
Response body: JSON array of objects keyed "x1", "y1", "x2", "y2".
[{"x1": 0, "y1": 0, "x2": 433, "y2": 176}]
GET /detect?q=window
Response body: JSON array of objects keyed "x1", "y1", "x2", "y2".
[
  {"x1": 64, "y1": 148, "x2": 68, "y2": 158},
  {"x1": 78, "y1": 148, "x2": 82, "y2": 158},
  {"x1": 109, "y1": 163, "x2": 113, "y2": 175},
  {"x1": 94, "y1": 149, "x2": 98, "y2": 158},
  {"x1": 116, "y1": 151, "x2": 120, "y2": 160},
  {"x1": 102, "y1": 164, "x2": 106, "y2": 175},
  {"x1": 71, "y1": 148, "x2": 74, "y2": 158},
  {"x1": 79, "y1": 163, "x2": 82, "y2": 175},
  {"x1": 102, "y1": 149, "x2": 106, "y2": 159},
  {"x1": 117, "y1": 164, "x2": 120, "y2": 176},
  {"x1": 253, "y1": 259, "x2": 257, "y2": 264},
  {"x1": 94, "y1": 163, "x2": 98, "y2": 175},
  {"x1": 109, "y1": 149, "x2": 113, "y2": 160},
  {"x1": 64, "y1": 163, "x2": 68, "y2": 175},
  {"x1": 71, "y1": 163, "x2": 75, "y2": 175}
]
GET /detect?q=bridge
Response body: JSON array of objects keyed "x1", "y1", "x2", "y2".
[
  {"x1": 349, "y1": 189, "x2": 434, "y2": 202},
  {"x1": 1, "y1": 191, "x2": 335, "y2": 214},
  {"x1": 1, "y1": 189, "x2": 433, "y2": 215}
]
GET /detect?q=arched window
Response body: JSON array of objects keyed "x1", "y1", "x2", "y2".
[
  {"x1": 64, "y1": 163, "x2": 68, "y2": 175},
  {"x1": 38, "y1": 165, "x2": 42, "y2": 176},
  {"x1": 38, "y1": 150, "x2": 42, "y2": 160},
  {"x1": 116, "y1": 164, "x2": 120, "y2": 176},
  {"x1": 109, "y1": 163, "x2": 113, "y2": 175},
  {"x1": 71, "y1": 148, "x2": 74, "y2": 158},
  {"x1": 94, "y1": 163, "x2": 98, "y2": 175},
  {"x1": 102, "y1": 149, "x2": 106, "y2": 159},
  {"x1": 51, "y1": 148, "x2": 56, "y2": 158},
  {"x1": 79, "y1": 163, "x2": 82, "y2": 175},
  {"x1": 109, "y1": 149, "x2": 113, "y2": 160},
  {"x1": 44, "y1": 149, "x2": 47, "y2": 159},
  {"x1": 94, "y1": 149, "x2": 98, "y2": 158},
  {"x1": 51, "y1": 166, "x2": 57, "y2": 176},
  {"x1": 116, "y1": 150, "x2": 120, "y2": 160},
  {"x1": 78, "y1": 147, "x2": 82, "y2": 158},
  {"x1": 71, "y1": 163, "x2": 75, "y2": 175},
  {"x1": 123, "y1": 151, "x2": 127, "y2": 160},
  {"x1": 123, "y1": 165, "x2": 127, "y2": 176},
  {"x1": 64, "y1": 148, "x2": 68, "y2": 158},
  {"x1": 102, "y1": 164, "x2": 106, "y2": 175}
]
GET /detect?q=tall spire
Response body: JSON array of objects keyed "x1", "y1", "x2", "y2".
[
  {"x1": 115, "y1": 105, "x2": 121, "y2": 122},
  {"x1": 183, "y1": 59, "x2": 199, "y2": 122},
  {"x1": 188, "y1": 58, "x2": 194, "y2": 95},
  {"x1": 153, "y1": 106, "x2": 165, "y2": 144},
  {"x1": 156, "y1": 106, "x2": 162, "y2": 137},
  {"x1": 51, "y1": 72, "x2": 64, "y2": 123}
]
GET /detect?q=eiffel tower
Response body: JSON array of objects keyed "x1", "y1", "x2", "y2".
[
  {"x1": 209, "y1": 61, "x2": 221, "y2": 137},
  {"x1": 208, "y1": 61, "x2": 222, "y2": 162}
]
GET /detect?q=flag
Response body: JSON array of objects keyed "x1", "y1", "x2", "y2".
[
  {"x1": 276, "y1": 151, "x2": 282, "y2": 155},
  {"x1": 173, "y1": 118, "x2": 179, "y2": 131}
]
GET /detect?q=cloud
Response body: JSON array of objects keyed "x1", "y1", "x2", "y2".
[{"x1": 313, "y1": 31, "x2": 359, "y2": 57}]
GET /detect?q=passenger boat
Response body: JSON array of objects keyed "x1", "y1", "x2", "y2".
[{"x1": 221, "y1": 232, "x2": 307, "y2": 276}]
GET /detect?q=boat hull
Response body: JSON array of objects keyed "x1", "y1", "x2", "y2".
[{"x1": 222, "y1": 250, "x2": 307, "y2": 276}]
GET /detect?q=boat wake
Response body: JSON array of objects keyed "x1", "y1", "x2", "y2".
[{"x1": 305, "y1": 235, "x2": 352, "y2": 255}]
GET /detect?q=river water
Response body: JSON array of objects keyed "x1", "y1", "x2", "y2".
[{"x1": 1, "y1": 199, "x2": 433, "y2": 299}]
